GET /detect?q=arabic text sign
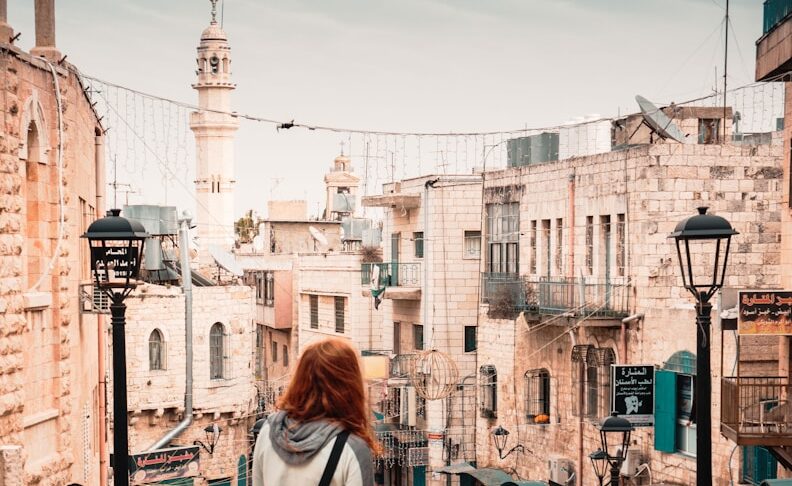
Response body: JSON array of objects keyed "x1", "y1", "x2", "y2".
[
  {"x1": 738, "y1": 291, "x2": 792, "y2": 335},
  {"x1": 91, "y1": 246, "x2": 139, "y2": 279},
  {"x1": 128, "y1": 446, "x2": 200, "y2": 485},
  {"x1": 611, "y1": 365, "x2": 654, "y2": 426}
]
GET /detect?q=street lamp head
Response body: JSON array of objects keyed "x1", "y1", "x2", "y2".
[
  {"x1": 589, "y1": 448, "x2": 608, "y2": 483},
  {"x1": 491, "y1": 425, "x2": 509, "y2": 454},
  {"x1": 598, "y1": 411, "x2": 633, "y2": 461},
  {"x1": 669, "y1": 206, "x2": 737, "y2": 302},
  {"x1": 82, "y1": 208, "x2": 149, "y2": 299}
]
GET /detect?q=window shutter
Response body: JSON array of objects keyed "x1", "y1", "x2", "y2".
[{"x1": 654, "y1": 369, "x2": 677, "y2": 452}]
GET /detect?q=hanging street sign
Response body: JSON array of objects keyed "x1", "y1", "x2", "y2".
[
  {"x1": 738, "y1": 290, "x2": 792, "y2": 335},
  {"x1": 128, "y1": 446, "x2": 200, "y2": 485},
  {"x1": 611, "y1": 364, "x2": 654, "y2": 426}
]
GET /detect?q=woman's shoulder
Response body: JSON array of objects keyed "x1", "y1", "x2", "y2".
[{"x1": 342, "y1": 433, "x2": 374, "y2": 485}]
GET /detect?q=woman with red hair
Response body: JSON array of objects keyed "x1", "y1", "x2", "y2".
[{"x1": 252, "y1": 338, "x2": 378, "y2": 486}]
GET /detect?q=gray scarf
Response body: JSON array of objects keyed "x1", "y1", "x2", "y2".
[{"x1": 267, "y1": 411, "x2": 344, "y2": 466}]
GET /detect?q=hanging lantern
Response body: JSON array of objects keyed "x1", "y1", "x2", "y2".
[{"x1": 408, "y1": 349, "x2": 459, "y2": 400}]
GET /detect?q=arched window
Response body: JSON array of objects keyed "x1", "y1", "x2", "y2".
[
  {"x1": 149, "y1": 329, "x2": 165, "y2": 371},
  {"x1": 524, "y1": 369, "x2": 550, "y2": 424},
  {"x1": 210, "y1": 323, "x2": 225, "y2": 379},
  {"x1": 571, "y1": 345, "x2": 614, "y2": 420},
  {"x1": 222, "y1": 57, "x2": 229, "y2": 73},
  {"x1": 479, "y1": 365, "x2": 497, "y2": 418},
  {"x1": 210, "y1": 55, "x2": 220, "y2": 74}
]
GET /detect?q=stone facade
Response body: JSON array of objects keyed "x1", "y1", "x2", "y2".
[
  {"x1": 475, "y1": 139, "x2": 784, "y2": 485},
  {"x1": 121, "y1": 283, "x2": 257, "y2": 485},
  {"x1": 0, "y1": 32, "x2": 104, "y2": 486}
]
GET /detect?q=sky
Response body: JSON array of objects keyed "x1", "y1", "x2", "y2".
[{"x1": 7, "y1": 0, "x2": 766, "y2": 222}]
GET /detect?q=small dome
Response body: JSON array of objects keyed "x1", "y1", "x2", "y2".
[
  {"x1": 334, "y1": 154, "x2": 350, "y2": 165},
  {"x1": 201, "y1": 22, "x2": 227, "y2": 41}
]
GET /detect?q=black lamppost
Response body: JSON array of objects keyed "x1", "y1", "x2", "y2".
[
  {"x1": 83, "y1": 209, "x2": 149, "y2": 486},
  {"x1": 194, "y1": 423, "x2": 223, "y2": 454},
  {"x1": 669, "y1": 206, "x2": 737, "y2": 486},
  {"x1": 589, "y1": 449, "x2": 608, "y2": 486},
  {"x1": 598, "y1": 412, "x2": 633, "y2": 486},
  {"x1": 491, "y1": 425, "x2": 529, "y2": 460}
]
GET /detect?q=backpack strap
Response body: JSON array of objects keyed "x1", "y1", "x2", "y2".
[{"x1": 318, "y1": 430, "x2": 351, "y2": 486}]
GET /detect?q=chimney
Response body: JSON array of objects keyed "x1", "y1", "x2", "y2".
[
  {"x1": 30, "y1": 0, "x2": 60, "y2": 61},
  {"x1": 0, "y1": 0, "x2": 13, "y2": 42}
]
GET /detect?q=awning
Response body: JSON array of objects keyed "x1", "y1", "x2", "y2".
[{"x1": 435, "y1": 463, "x2": 547, "y2": 486}]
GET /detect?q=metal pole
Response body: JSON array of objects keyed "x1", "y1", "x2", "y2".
[
  {"x1": 696, "y1": 296, "x2": 713, "y2": 486},
  {"x1": 609, "y1": 461, "x2": 620, "y2": 486},
  {"x1": 723, "y1": 0, "x2": 729, "y2": 142},
  {"x1": 110, "y1": 298, "x2": 130, "y2": 486}
]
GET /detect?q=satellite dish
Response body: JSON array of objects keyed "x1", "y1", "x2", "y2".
[
  {"x1": 208, "y1": 245, "x2": 244, "y2": 277},
  {"x1": 308, "y1": 226, "x2": 328, "y2": 247},
  {"x1": 635, "y1": 95, "x2": 687, "y2": 143}
]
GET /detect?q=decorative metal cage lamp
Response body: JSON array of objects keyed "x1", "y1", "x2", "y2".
[
  {"x1": 589, "y1": 448, "x2": 608, "y2": 486},
  {"x1": 408, "y1": 349, "x2": 459, "y2": 401},
  {"x1": 598, "y1": 412, "x2": 633, "y2": 486}
]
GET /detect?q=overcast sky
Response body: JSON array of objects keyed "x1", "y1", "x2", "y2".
[{"x1": 8, "y1": 0, "x2": 764, "y2": 220}]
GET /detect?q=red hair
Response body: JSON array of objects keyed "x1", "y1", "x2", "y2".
[{"x1": 277, "y1": 338, "x2": 379, "y2": 452}]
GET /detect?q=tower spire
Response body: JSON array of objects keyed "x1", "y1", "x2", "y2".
[{"x1": 210, "y1": 0, "x2": 218, "y2": 24}]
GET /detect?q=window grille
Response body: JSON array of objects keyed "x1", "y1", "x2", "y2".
[
  {"x1": 479, "y1": 365, "x2": 497, "y2": 418},
  {"x1": 486, "y1": 203, "x2": 519, "y2": 274},
  {"x1": 555, "y1": 218, "x2": 563, "y2": 275},
  {"x1": 585, "y1": 216, "x2": 594, "y2": 275},
  {"x1": 616, "y1": 214, "x2": 626, "y2": 277},
  {"x1": 209, "y1": 323, "x2": 225, "y2": 380},
  {"x1": 524, "y1": 369, "x2": 550, "y2": 423},
  {"x1": 309, "y1": 295, "x2": 318, "y2": 329},
  {"x1": 529, "y1": 220, "x2": 537, "y2": 274},
  {"x1": 571, "y1": 345, "x2": 613, "y2": 420},
  {"x1": 335, "y1": 296, "x2": 345, "y2": 333},
  {"x1": 413, "y1": 232, "x2": 424, "y2": 258}
]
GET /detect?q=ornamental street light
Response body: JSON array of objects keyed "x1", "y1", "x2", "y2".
[
  {"x1": 588, "y1": 449, "x2": 608, "y2": 486},
  {"x1": 669, "y1": 206, "x2": 737, "y2": 486},
  {"x1": 83, "y1": 208, "x2": 149, "y2": 486},
  {"x1": 490, "y1": 425, "x2": 529, "y2": 460},
  {"x1": 194, "y1": 423, "x2": 223, "y2": 455},
  {"x1": 598, "y1": 412, "x2": 633, "y2": 486}
]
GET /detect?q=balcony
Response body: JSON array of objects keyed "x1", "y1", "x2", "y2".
[
  {"x1": 481, "y1": 273, "x2": 631, "y2": 320},
  {"x1": 722, "y1": 377, "x2": 792, "y2": 446},
  {"x1": 361, "y1": 262, "x2": 422, "y2": 300}
]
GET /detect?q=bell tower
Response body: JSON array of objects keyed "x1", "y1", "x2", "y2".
[{"x1": 190, "y1": 0, "x2": 238, "y2": 264}]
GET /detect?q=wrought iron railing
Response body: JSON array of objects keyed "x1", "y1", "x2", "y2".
[
  {"x1": 764, "y1": 0, "x2": 792, "y2": 34},
  {"x1": 722, "y1": 376, "x2": 792, "y2": 438},
  {"x1": 361, "y1": 262, "x2": 422, "y2": 287},
  {"x1": 481, "y1": 273, "x2": 631, "y2": 318}
]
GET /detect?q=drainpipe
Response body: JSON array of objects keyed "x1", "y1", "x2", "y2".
[
  {"x1": 423, "y1": 179, "x2": 438, "y2": 350},
  {"x1": 95, "y1": 133, "x2": 108, "y2": 486},
  {"x1": 567, "y1": 174, "x2": 575, "y2": 279},
  {"x1": 148, "y1": 212, "x2": 194, "y2": 450}
]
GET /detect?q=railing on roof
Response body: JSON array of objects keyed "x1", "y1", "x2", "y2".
[
  {"x1": 361, "y1": 262, "x2": 422, "y2": 287},
  {"x1": 722, "y1": 376, "x2": 792, "y2": 446},
  {"x1": 764, "y1": 0, "x2": 792, "y2": 34},
  {"x1": 481, "y1": 273, "x2": 631, "y2": 318}
]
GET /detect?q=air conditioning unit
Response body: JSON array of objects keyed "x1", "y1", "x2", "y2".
[
  {"x1": 400, "y1": 386, "x2": 417, "y2": 427},
  {"x1": 548, "y1": 457, "x2": 575, "y2": 485},
  {"x1": 620, "y1": 449, "x2": 642, "y2": 476},
  {"x1": 80, "y1": 284, "x2": 110, "y2": 314}
]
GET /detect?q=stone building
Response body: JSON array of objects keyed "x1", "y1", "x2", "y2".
[
  {"x1": 122, "y1": 283, "x2": 256, "y2": 486},
  {"x1": 473, "y1": 121, "x2": 785, "y2": 485},
  {"x1": 0, "y1": 0, "x2": 105, "y2": 484},
  {"x1": 362, "y1": 174, "x2": 484, "y2": 486}
]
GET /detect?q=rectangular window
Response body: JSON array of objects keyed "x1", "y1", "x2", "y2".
[
  {"x1": 464, "y1": 326, "x2": 477, "y2": 352},
  {"x1": 255, "y1": 272, "x2": 265, "y2": 304},
  {"x1": 585, "y1": 216, "x2": 594, "y2": 275},
  {"x1": 480, "y1": 365, "x2": 497, "y2": 418},
  {"x1": 334, "y1": 296, "x2": 345, "y2": 333},
  {"x1": 393, "y1": 322, "x2": 401, "y2": 355},
  {"x1": 525, "y1": 369, "x2": 551, "y2": 424},
  {"x1": 283, "y1": 344, "x2": 289, "y2": 367},
  {"x1": 698, "y1": 118, "x2": 720, "y2": 144},
  {"x1": 255, "y1": 324, "x2": 265, "y2": 379},
  {"x1": 601, "y1": 215, "x2": 611, "y2": 278},
  {"x1": 486, "y1": 203, "x2": 519, "y2": 274},
  {"x1": 529, "y1": 220, "x2": 537, "y2": 274},
  {"x1": 464, "y1": 231, "x2": 481, "y2": 259},
  {"x1": 309, "y1": 295, "x2": 318, "y2": 329},
  {"x1": 555, "y1": 218, "x2": 563, "y2": 275},
  {"x1": 616, "y1": 214, "x2": 626, "y2": 277},
  {"x1": 413, "y1": 324, "x2": 424, "y2": 351},
  {"x1": 272, "y1": 340, "x2": 278, "y2": 363},
  {"x1": 265, "y1": 272, "x2": 274, "y2": 306},
  {"x1": 413, "y1": 232, "x2": 424, "y2": 258},
  {"x1": 542, "y1": 219, "x2": 551, "y2": 277}
]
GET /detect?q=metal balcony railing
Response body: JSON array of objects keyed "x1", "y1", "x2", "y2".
[
  {"x1": 722, "y1": 376, "x2": 792, "y2": 445},
  {"x1": 764, "y1": 0, "x2": 792, "y2": 34},
  {"x1": 361, "y1": 262, "x2": 422, "y2": 287},
  {"x1": 481, "y1": 273, "x2": 631, "y2": 318}
]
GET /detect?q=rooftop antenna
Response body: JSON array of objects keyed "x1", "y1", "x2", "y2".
[
  {"x1": 723, "y1": 0, "x2": 729, "y2": 142},
  {"x1": 109, "y1": 156, "x2": 134, "y2": 208},
  {"x1": 339, "y1": 140, "x2": 346, "y2": 156}
]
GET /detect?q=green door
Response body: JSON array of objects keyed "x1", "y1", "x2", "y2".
[
  {"x1": 412, "y1": 465, "x2": 426, "y2": 486},
  {"x1": 742, "y1": 446, "x2": 777, "y2": 484},
  {"x1": 237, "y1": 455, "x2": 247, "y2": 486}
]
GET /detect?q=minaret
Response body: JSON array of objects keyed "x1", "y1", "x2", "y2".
[
  {"x1": 323, "y1": 150, "x2": 360, "y2": 221},
  {"x1": 190, "y1": 0, "x2": 238, "y2": 265}
]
